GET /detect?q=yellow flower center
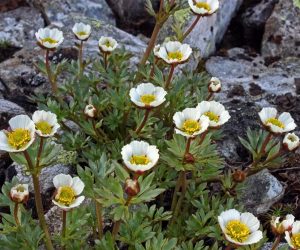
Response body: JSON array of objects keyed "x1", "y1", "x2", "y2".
[
  {"x1": 140, "y1": 94, "x2": 156, "y2": 105},
  {"x1": 168, "y1": 51, "x2": 183, "y2": 61},
  {"x1": 130, "y1": 155, "x2": 151, "y2": 165},
  {"x1": 265, "y1": 118, "x2": 285, "y2": 129},
  {"x1": 36, "y1": 121, "x2": 53, "y2": 135},
  {"x1": 7, "y1": 128, "x2": 31, "y2": 150},
  {"x1": 292, "y1": 233, "x2": 300, "y2": 248},
  {"x1": 195, "y1": 2, "x2": 211, "y2": 11},
  {"x1": 104, "y1": 40, "x2": 112, "y2": 47},
  {"x1": 288, "y1": 135, "x2": 296, "y2": 142},
  {"x1": 77, "y1": 31, "x2": 87, "y2": 36},
  {"x1": 226, "y1": 220, "x2": 251, "y2": 243},
  {"x1": 41, "y1": 37, "x2": 58, "y2": 44},
  {"x1": 204, "y1": 111, "x2": 220, "y2": 123},
  {"x1": 16, "y1": 185, "x2": 25, "y2": 192},
  {"x1": 55, "y1": 186, "x2": 76, "y2": 206},
  {"x1": 182, "y1": 119, "x2": 200, "y2": 134}
]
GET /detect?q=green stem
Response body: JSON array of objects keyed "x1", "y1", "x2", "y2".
[
  {"x1": 95, "y1": 200, "x2": 103, "y2": 240},
  {"x1": 260, "y1": 132, "x2": 272, "y2": 155},
  {"x1": 23, "y1": 151, "x2": 54, "y2": 250},
  {"x1": 181, "y1": 15, "x2": 201, "y2": 42},
  {"x1": 165, "y1": 64, "x2": 175, "y2": 90},
  {"x1": 45, "y1": 49, "x2": 58, "y2": 94},
  {"x1": 61, "y1": 210, "x2": 67, "y2": 250},
  {"x1": 198, "y1": 130, "x2": 209, "y2": 145},
  {"x1": 184, "y1": 138, "x2": 192, "y2": 156},
  {"x1": 14, "y1": 203, "x2": 20, "y2": 226},
  {"x1": 135, "y1": 109, "x2": 151, "y2": 135},
  {"x1": 78, "y1": 41, "x2": 84, "y2": 76},
  {"x1": 103, "y1": 52, "x2": 108, "y2": 70},
  {"x1": 170, "y1": 173, "x2": 181, "y2": 212},
  {"x1": 35, "y1": 137, "x2": 44, "y2": 169}
]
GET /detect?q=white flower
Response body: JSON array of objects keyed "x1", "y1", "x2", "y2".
[
  {"x1": 188, "y1": 0, "x2": 219, "y2": 15},
  {"x1": 157, "y1": 41, "x2": 192, "y2": 65},
  {"x1": 0, "y1": 115, "x2": 35, "y2": 152},
  {"x1": 84, "y1": 104, "x2": 97, "y2": 118},
  {"x1": 153, "y1": 44, "x2": 161, "y2": 58},
  {"x1": 35, "y1": 28, "x2": 64, "y2": 49},
  {"x1": 259, "y1": 107, "x2": 297, "y2": 134},
  {"x1": 285, "y1": 221, "x2": 300, "y2": 249},
  {"x1": 72, "y1": 22, "x2": 91, "y2": 41},
  {"x1": 283, "y1": 133, "x2": 299, "y2": 151},
  {"x1": 129, "y1": 83, "x2": 167, "y2": 108},
  {"x1": 208, "y1": 77, "x2": 221, "y2": 92},
  {"x1": 98, "y1": 36, "x2": 118, "y2": 52},
  {"x1": 271, "y1": 214, "x2": 295, "y2": 235},
  {"x1": 218, "y1": 209, "x2": 263, "y2": 246},
  {"x1": 197, "y1": 101, "x2": 230, "y2": 128},
  {"x1": 10, "y1": 184, "x2": 29, "y2": 203},
  {"x1": 52, "y1": 174, "x2": 85, "y2": 211},
  {"x1": 32, "y1": 110, "x2": 60, "y2": 137},
  {"x1": 173, "y1": 107, "x2": 209, "y2": 138},
  {"x1": 121, "y1": 141, "x2": 159, "y2": 173}
]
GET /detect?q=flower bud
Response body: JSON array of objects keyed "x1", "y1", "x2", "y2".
[
  {"x1": 124, "y1": 178, "x2": 140, "y2": 197},
  {"x1": 184, "y1": 152, "x2": 195, "y2": 164},
  {"x1": 271, "y1": 214, "x2": 294, "y2": 235},
  {"x1": 10, "y1": 184, "x2": 29, "y2": 203},
  {"x1": 208, "y1": 77, "x2": 221, "y2": 93},
  {"x1": 84, "y1": 104, "x2": 96, "y2": 118},
  {"x1": 283, "y1": 133, "x2": 299, "y2": 152},
  {"x1": 232, "y1": 170, "x2": 246, "y2": 183}
]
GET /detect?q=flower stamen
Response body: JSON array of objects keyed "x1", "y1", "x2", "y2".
[
  {"x1": 226, "y1": 220, "x2": 250, "y2": 243},
  {"x1": 204, "y1": 111, "x2": 220, "y2": 122},
  {"x1": 7, "y1": 128, "x2": 31, "y2": 150},
  {"x1": 168, "y1": 51, "x2": 183, "y2": 60},
  {"x1": 41, "y1": 37, "x2": 58, "y2": 44},
  {"x1": 130, "y1": 155, "x2": 151, "y2": 165},
  {"x1": 55, "y1": 186, "x2": 76, "y2": 206},
  {"x1": 195, "y1": 2, "x2": 211, "y2": 11},
  {"x1": 265, "y1": 118, "x2": 285, "y2": 129},
  {"x1": 140, "y1": 94, "x2": 156, "y2": 105},
  {"x1": 182, "y1": 119, "x2": 200, "y2": 134},
  {"x1": 36, "y1": 121, "x2": 53, "y2": 135}
]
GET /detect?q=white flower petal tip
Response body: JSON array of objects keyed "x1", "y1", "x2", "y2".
[
  {"x1": 121, "y1": 140, "x2": 159, "y2": 173},
  {"x1": 129, "y1": 83, "x2": 167, "y2": 108},
  {"x1": 0, "y1": 115, "x2": 35, "y2": 152},
  {"x1": 10, "y1": 184, "x2": 29, "y2": 203},
  {"x1": 84, "y1": 104, "x2": 97, "y2": 118},
  {"x1": 188, "y1": 0, "x2": 219, "y2": 16},
  {"x1": 35, "y1": 28, "x2": 64, "y2": 49},
  {"x1": 72, "y1": 22, "x2": 91, "y2": 41},
  {"x1": 153, "y1": 44, "x2": 161, "y2": 57},
  {"x1": 259, "y1": 107, "x2": 297, "y2": 134},
  {"x1": 218, "y1": 209, "x2": 263, "y2": 246},
  {"x1": 197, "y1": 101, "x2": 230, "y2": 128},
  {"x1": 271, "y1": 214, "x2": 295, "y2": 235},
  {"x1": 283, "y1": 133, "x2": 299, "y2": 151},
  {"x1": 98, "y1": 36, "x2": 118, "y2": 52},
  {"x1": 285, "y1": 221, "x2": 300, "y2": 249},
  {"x1": 208, "y1": 77, "x2": 221, "y2": 92},
  {"x1": 173, "y1": 107, "x2": 209, "y2": 138},
  {"x1": 52, "y1": 174, "x2": 85, "y2": 210},
  {"x1": 32, "y1": 110, "x2": 60, "y2": 137},
  {"x1": 157, "y1": 41, "x2": 192, "y2": 65}
]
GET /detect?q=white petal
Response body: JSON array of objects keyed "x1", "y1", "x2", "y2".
[
  {"x1": 53, "y1": 174, "x2": 73, "y2": 188},
  {"x1": 240, "y1": 212, "x2": 260, "y2": 232},
  {"x1": 71, "y1": 177, "x2": 85, "y2": 195}
]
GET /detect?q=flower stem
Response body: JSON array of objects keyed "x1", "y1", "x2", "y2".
[
  {"x1": 181, "y1": 15, "x2": 201, "y2": 42},
  {"x1": 135, "y1": 109, "x2": 151, "y2": 135},
  {"x1": 271, "y1": 236, "x2": 281, "y2": 250},
  {"x1": 260, "y1": 132, "x2": 272, "y2": 155},
  {"x1": 45, "y1": 49, "x2": 58, "y2": 94},
  {"x1": 95, "y1": 200, "x2": 103, "y2": 240},
  {"x1": 78, "y1": 41, "x2": 84, "y2": 76},
  {"x1": 35, "y1": 137, "x2": 44, "y2": 169},
  {"x1": 103, "y1": 52, "x2": 108, "y2": 70},
  {"x1": 184, "y1": 138, "x2": 192, "y2": 156},
  {"x1": 170, "y1": 174, "x2": 181, "y2": 211},
  {"x1": 206, "y1": 92, "x2": 213, "y2": 101},
  {"x1": 14, "y1": 203, "x2": 20, "y2": 226},
  {"x1": 23, "y1": 151, "x2": 54, "y2": 250},
  {"x1": 61, "y1": 210, "x2": 67, "y2": 250},
  {"x1": 198, "y1": 130, "x2": 209, "y2": 145},
  {"x1": 165, "y1": 64, "x2": 175, "y2": 90}
]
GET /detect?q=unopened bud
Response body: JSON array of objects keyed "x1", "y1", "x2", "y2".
[
  {"x1": 184, "y1": 153, "x2": 195, "y2": 164},
  {"x1": 125, "y1": 178, "x2": 140, "y2": 197},
  {"x1": 271, "y1": 214, "x2": 294, "y2": 235},
  {"x1": 232, "y1": 170, "x2": 246, "y2": 183},
  {"x1": 84, "y1": 104, "x2": 96, "y2": 118},
  {"x1": 283, "y1": 133, "x2": 299, "y2": 152},
  {"x1": 208, "y1": 77, "x2": 221, "y2": 93},
  {"x1": 10, "y1": 184, "x2": 29, "y2": 203}
]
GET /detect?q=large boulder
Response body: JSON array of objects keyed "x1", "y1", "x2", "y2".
[{"x1": 262, "y1": 0, "x2": 300, "y2": 58}]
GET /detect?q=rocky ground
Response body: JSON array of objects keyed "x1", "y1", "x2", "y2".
[{"x1": 0, "y1": 0, "x2": 299, "y2": 247}]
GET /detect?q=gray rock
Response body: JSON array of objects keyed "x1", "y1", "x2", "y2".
[
  {"x1": 0, "y1": 99, "x2": 26, "y2": 128},
  {"x1": 262, "y1": 242, "x2": 288, "y2": 250},
  {"x1": 43, "y1": 0, "x2": 115, "y2": 27},
  {"x1": 240, "y1": 169, "x2": 285, "y2": 215},
  {"x1": 159, "y1": 0, "x2": 243, "y2": 68},
  {"x1": 262, "y1": 0, "x2": 300, "y2": 58},
  {"x1": 44, "y1": 205, "x2": 62, "y2": 235},
  {"x1": 13, "y1": 163, "x2": 72, "y2": 194},
  {"x1": 0, "y1": 7, "x2": 44, "y2": 48}
]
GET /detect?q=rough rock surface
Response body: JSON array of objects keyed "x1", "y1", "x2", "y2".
[
  {"x1": 0, "y1": 99, "x2": 26, "y2": 128},
  {"x1": 241, "y1": 169, "x2": 285, "y2": 215},
  {"x1": 12, "y1": 163, "x2": 72, "y2": 194},
  {"x1": 262, "y1": 0, "x2": 300, "y2": 58},
  {"x1": 0, "y1": 7, "x2": 44, "y2": 48},
  {"x1": 44, "y1": 0, "x2": 115, "y2": 27},
  {"x1": 159, "y1": 0, "x2": 243, "y2": 68},
  {"x1": 262, "y1": 242, "x2": 288, "y2": 250}
]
